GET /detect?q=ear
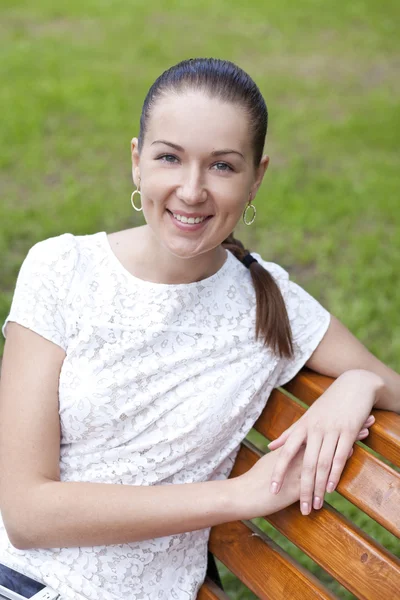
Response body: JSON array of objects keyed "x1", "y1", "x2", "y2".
[
  {"x1": 131, "y1": 137, "x2": 140, "y2": 186},
  {"x1": 250, "y1": 155, "x2": 270, "y2": 199}
]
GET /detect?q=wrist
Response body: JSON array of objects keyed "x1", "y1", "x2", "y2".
[
  {"x1": 224, "y1": 475, "x2": 253, "y2": 521},
  {"x1": 338, "y1": 369, "x2": 385, "y2": 407}
]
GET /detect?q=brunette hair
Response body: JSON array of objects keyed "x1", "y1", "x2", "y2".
[{"x1": 138, "y1": 58, "x2": 294, "y2": 359}]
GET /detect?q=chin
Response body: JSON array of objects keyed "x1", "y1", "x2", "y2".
[
  {"x1": 165, "y1": 245, "x2": 205, "y2": 260},
  {"x1": 161, "y1": 237, "x2": 211, "y2": 260}
]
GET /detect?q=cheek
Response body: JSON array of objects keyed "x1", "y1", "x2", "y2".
[
  {"x1": 218, "y1": 189, "x2": 248, "y2": 216},
  {"x1": 141, "y1": 178, "x2": 169, "y2": 207},
  {"x1": 143, "y1": 165, "x2": 182, "y2": 201}
]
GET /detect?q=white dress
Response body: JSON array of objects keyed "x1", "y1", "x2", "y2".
[{"x1": 0, "y1": 231, "x2": 331, "y2": 600}]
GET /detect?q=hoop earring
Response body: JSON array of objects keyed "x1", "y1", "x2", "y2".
[
  {"x1": 243, "y1": 202, "x2": 256, "y2": 225},
  {"x1": 131, "y1": 188, "x2": 142, "y2": 212}
]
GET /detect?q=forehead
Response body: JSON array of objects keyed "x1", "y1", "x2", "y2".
[{"x1": 146, "y1": 91, "x2": 251, "y2": 153}]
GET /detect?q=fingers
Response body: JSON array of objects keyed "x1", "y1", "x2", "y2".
[
  {"x1": 269, "y1": 414, "x2": 374, "y2": 451},
  {"x1": 311, "y1": 435, "x2": 357, "y2": 512},
  {"x1": 358, "y1": 415, "x2": 375, "y2": 436},
  {"x1": 298, "y1": 430, "x2": 357, "y2": 515},
  {"x1": 357, "y1": 428, "x2": 369, "y2": 440},
  {"x1": 364, "y1": 415, "x2": 375, "y2": 427},
  {"x1": 299, "y1": 433, "x2": 324, "y2": 515},
  {"x1": 270, "y1": 431, "x2": 305, "y2": 494},
  {"x1": 324, "y1": 433, "x2": 354, "y2": 495},
  {"x1": 269, "y1": 414, "x2": 375, "y2": 513},
  {"x1": 267, "y1": 422, "x2": 297, "y2": 450},
  {"x1": 312, "y1": 433, "x2": 340, "y2": 510},
  {"x1": 356, "y1": 415, "x2": 374, "y2": 440}
]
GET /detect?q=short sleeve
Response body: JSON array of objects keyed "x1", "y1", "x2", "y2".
[
  {"x1": 253, "y1": 254, "x2": 331, "y2": 388},
  {"x1": 2, "y1": 233, "x2": 78, "y2": 350}
]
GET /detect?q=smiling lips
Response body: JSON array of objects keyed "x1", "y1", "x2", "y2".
[
  {"x1": 172, "y1": 212, "x2": 207, "y2": 224},
  {"x1": 166, "y1": 209, "x2": 212, "y2": 230}
]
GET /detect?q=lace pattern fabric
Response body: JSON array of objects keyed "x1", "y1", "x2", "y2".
[{"x1": 0, "y1": 232, "x2": 331, "y2": 599}]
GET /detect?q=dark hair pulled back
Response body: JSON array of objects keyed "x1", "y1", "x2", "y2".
[{"x1": 138, "y1": 58, "x2": 294, "y2": 360}]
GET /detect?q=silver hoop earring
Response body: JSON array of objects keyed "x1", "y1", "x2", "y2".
[
  {"x1": 131, "y1": 188, "x2": 142, "y2": 212},
  {"x1": 243, "y1": 202, "x2": 256, "y2": 225}
]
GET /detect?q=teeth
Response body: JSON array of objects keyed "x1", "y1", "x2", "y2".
[{"x1": 172, "y1": 212, "x2": 206, "y2": 224}]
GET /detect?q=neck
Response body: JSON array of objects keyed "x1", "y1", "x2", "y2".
[{"x1": 133, "y1": 225, "x2": 227, "y2": 284}]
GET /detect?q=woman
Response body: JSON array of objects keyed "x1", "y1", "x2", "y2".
[{"x1": 0, "y1": 58, "x2": 398, "y2": 600}]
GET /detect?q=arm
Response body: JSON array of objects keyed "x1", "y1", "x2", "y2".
[
  {"x1": 0, "y1": 323, "x2": 301, "y2": 550},
  {"x1": 305, "y1": 314, "x2": 400, "y2": 413}
]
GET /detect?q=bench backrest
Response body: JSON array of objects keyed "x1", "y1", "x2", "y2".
[{"x1": 199, "y1": 368, "x2": 400, "y2": 599}]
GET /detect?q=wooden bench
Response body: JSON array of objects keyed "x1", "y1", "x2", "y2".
[{"x1": 198, "y1": 367, "x2": 400, "y2": 600}]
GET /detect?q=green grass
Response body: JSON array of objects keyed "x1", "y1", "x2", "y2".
[{"x1": 1, "y1": 1, "x2": 399, "y2": 598}]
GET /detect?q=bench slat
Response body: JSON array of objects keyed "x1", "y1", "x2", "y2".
[
  {"x1": 229, "y1": 441, "x2": 400, "y2": 600},
  {"x1": 269, "y1": 502, "x2": 400, "y2": 600},
  {"x1": 197, "y1": 577, "x2": 230, "y2": 600},
  {"x1": 338, "y1": 444, "x2": 400, "y2": 536},
  {"x1": 282, "y1": 369, "x2": 400, "y2": 468},
  {"x1": 209, "y1": 519, "x2": 337, "y2": 599},
  {"x1": 254, "y1": 390, "x2": 400, "y2": 537}
]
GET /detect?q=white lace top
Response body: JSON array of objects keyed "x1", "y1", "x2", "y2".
[{"x1": 0, "y1": 231, "x2": 331, "y2": 600}]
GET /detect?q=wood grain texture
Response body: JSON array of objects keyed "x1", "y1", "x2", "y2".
[
  {"x1": 228, "y1": 441, "x2": 400, "y2": 600},
  {"x1": 197, "y1": 577, "x2": 230, "y2": 600},
  {"x1": 203, "y1": 368, "x2": 400, "y2": 600},
  {"x1": 209, "y1": 519, "x2": 337, "y2": 599}
]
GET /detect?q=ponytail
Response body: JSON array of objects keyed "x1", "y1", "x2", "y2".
[{"x1": 222, "y1": 234, "x2": 294, "y2": 360}]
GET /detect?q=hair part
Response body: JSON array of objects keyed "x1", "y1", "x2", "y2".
[{"x1": 138, "y1": 58, "x2": 294, "y2": 359}]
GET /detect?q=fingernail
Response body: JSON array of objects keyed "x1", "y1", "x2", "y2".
[
  {"x1": 313, "y1": 496, "x2": 322, "y2": 510},
  {"x1": 271, "y1": 482, "x2": 279, "y2": 494},
  {"x1": 327, "y1": 481, "x2": 335, "y2": 493},
  {"x1": 301, "y1": 502, "x2": 309, "y2": 515}
]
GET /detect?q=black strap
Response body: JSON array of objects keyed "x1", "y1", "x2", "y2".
[{"x1": 243, "y1": 253, "x2": 258, "y2": 268}]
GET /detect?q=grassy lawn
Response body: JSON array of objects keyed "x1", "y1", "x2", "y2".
[{"x1": 0, "y1": 1, "x2": 399, "y2": 598}]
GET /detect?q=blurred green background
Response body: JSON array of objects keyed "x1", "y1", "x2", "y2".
[{"x1": 1, "y1": 0, "x2": 399, "y2": 598}]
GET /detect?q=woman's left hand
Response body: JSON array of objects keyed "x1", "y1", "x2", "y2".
[{"x1": 267, "y1": 370, "x2": 383, "y2": 515}]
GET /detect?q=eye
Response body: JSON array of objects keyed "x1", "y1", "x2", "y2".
[
  {"x1": 156, "y1": 154, "x2": 179, "y2": 164},
  {"x1": 212, "y1": 162, "x2": 234, "y2": 172}
]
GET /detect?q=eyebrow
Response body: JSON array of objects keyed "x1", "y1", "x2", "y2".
[{"x1": 151, "y1": 140, "x2": 245, "y2": 160}]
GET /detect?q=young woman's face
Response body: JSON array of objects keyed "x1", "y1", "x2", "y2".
[{"x1": 131, "y1": 91, "x2": 269, "y2": 259}]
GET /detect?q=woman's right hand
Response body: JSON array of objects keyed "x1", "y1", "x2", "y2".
[{"x1": 236, "y1": 445, "x2": 306, "y2": 519}]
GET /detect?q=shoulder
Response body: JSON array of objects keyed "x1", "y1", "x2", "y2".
[
  {"x1": 27, "y1": 232, "x2": 79, "y2": 264},
  {"x1": 20, "y1": 233, "x2": 83, "y2": 301},
  {"x1": 26, "y1": 231, "x2": 107, "y2": 268}
]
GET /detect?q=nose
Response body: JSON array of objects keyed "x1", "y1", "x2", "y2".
[{"x1": 177, "y1": 165, "x2": 207, "y2": 204}]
